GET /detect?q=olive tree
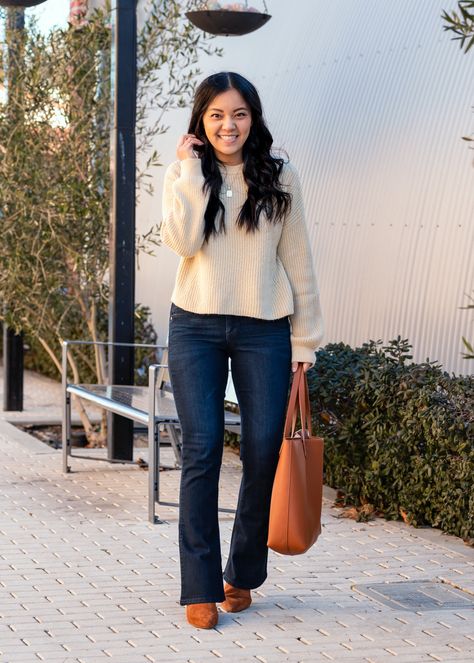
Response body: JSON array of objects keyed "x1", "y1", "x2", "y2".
[
  {"x1": 442, "y1": 0, "x2": 474, "y2": 52},
  {"x1": 0, "y1": 1, "x2": 220, "y2": 443}
]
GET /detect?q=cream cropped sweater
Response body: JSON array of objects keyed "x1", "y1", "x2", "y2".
[{"x1": 161, "y1": 158, "x2": 324, "y2": 365}]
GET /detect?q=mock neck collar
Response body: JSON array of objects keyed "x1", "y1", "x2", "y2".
[{"x1": 217, "y1": 161, "x2": 244, "y2": 175}]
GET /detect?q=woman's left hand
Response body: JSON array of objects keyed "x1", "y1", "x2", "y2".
[{"x1": 292, "y1": 362, "x2": 312, "y2": 373}]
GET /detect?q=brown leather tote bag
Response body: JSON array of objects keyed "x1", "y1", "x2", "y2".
[{"x1": 267, "y1": 364, "x2": 324, "y2": 555}]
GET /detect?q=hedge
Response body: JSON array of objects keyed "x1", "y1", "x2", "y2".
[{"x1": 307, "y1": 337, "x2": 474, "y2": 542}]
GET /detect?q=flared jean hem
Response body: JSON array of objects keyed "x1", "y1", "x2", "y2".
[
  {"x1": 180, "y1": 592, "x2": 226, "y2": 606},
  {"x1": 222, "y1": 572, "x2": 267, "y2": 591}
]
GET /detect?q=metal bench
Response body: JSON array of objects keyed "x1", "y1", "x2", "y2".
[{"x1": 61, "y1": 340, "x2": 241, "y2": 523}]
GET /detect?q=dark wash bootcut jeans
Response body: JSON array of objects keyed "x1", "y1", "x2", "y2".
[{"x1": 168, "y1": 302, "x2": 292, "y2": 605}]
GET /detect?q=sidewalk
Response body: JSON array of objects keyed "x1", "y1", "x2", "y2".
[
  {"x1": 0, "y1": 371, "x2": 473, "y2": 662},
  {"x1": 0, "y1": 366, "x2": 98, "y2": 426}
]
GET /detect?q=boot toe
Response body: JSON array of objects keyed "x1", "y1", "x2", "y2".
[
  {"x1": 186, "y1": 602, "x2": 218, "y2": 628},
  {"x1": 220, "y1": 582, "x2": 252, "y2": 613}
]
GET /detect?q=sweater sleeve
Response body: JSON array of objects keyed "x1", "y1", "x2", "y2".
[
  {"x1": 161, "y1": 158, "x2": 210, "y2": 257},
  {"x1": 277, "y1": 163, "x2": 324, "y2": 366}
]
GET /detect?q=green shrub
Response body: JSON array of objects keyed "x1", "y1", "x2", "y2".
[{"x1": 307, "y1": 337, "x2": 474, "y2": 541}]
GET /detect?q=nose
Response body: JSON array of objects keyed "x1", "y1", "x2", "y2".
[{"x1": 222, "y1": 115, "x2": 236, "y2": 130}]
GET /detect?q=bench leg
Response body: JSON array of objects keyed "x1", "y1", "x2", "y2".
[
  {"x1": 62, "y1": 392, "x2": 72, "y2": 474},
  {"x1": 148, "y1": 366, "x2": 165, "y2": 524},
  {"x1": 148, "y1": 417, "x2": 156, "y2": 523},
  {"x1": 62, "y1": 342, "x2": 72, "y2": 473}
]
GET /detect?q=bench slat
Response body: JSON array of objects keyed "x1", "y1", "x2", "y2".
[{"x1": 67, "y1": 384, "x2": 241, "y2": 426}]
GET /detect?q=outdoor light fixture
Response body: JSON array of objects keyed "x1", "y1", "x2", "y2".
[
  {"x1": 0, "y1": 1, "x2": 47, "y2": 6},
  {"x1": 186, "y1": 1, "x2": 271, "y2": 36}
]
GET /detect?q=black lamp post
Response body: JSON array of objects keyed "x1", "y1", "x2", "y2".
[{"x1": 107, "y1": 0, "x2": 137, "y2": 461}]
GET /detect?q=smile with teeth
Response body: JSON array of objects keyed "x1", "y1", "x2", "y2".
[{"x1": 218, "y1": 135, "x2": 238, "y2": 143}]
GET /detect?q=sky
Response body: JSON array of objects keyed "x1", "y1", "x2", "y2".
[
  {"x1": 0, "y1": 2, "x2": 70, "y2": 110},
  {"x1": 27, "y1": 0, "x2": 68, "y2": 33}
]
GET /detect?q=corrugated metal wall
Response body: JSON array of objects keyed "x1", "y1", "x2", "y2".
[{"x1": 136, "y1": 0, "x2": 474, "y2": 375}]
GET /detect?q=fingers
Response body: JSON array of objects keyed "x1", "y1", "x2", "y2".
[
  {"x1": 177, "y1": 134, "x2": 205, "y2": 160},
  {"x1": 178, "y1": 134, "x2": 204, "y2": 147},
  {"x1": 292, "y1": 362, "x2": 311, "y2": 373}
]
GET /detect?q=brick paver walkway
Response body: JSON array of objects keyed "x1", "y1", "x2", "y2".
[{"x1": 0, "y1": 368, "x2": 473, "y2": 662}]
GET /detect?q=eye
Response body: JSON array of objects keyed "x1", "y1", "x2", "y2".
[
  {"x1": 210, "y1": 113, "x2": 221, "y2": 119},
  {"x1": 236, "y1": 112, "x2": 248, "y2": 117}
]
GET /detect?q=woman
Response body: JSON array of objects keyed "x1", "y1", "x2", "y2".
[{"x1": 161, "y1": 71, "x2": 323, "y2": 629}]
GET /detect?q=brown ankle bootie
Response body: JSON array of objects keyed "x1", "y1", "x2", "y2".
[
  {"x1": 220, "y1": 582, "x2": 252, "y2": 613},
  {"x1": 185, "y1": 602, "x2": 218, "y2": 629}
]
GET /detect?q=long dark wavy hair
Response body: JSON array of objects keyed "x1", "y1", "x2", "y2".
[{"x1": 188, "y1": 72, "x2": 291, "y2": 242}]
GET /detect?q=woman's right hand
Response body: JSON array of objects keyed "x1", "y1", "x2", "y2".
[{"x1": 177, "y1": 134, "x2": 204, "y2": 161}]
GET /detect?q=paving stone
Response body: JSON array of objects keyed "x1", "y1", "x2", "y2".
[{"x1": 0, "y1": 413, "x2": 473, "y2": 663}]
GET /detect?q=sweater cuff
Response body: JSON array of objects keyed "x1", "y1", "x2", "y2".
[
  {"x1": 291, "y1": 344, "x2": 316, "y2": 367},
  {"x1": 179, "y1": 158, "x2": 204, "y2": 177}
]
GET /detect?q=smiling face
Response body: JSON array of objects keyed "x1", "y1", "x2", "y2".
[{"x1": 202, "y1": 88, "x2": 252, "y2": 165}]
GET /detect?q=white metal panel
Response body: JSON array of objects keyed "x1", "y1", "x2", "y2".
[{"x1": 136, "y1": 0, "x2": 474, "y2": 375}]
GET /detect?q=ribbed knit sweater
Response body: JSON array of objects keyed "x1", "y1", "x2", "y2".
[{"x1": 161, "y1": 158, "x2": 324, "y2": 365}]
